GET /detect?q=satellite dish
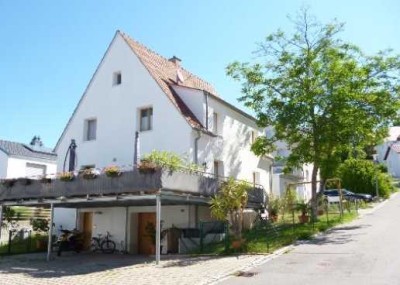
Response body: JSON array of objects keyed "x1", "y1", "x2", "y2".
[{"x1": 176, "y1": 69, "x2": 184, "y2": 84}]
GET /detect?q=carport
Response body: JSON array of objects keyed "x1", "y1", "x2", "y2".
[{"x1": 0, "y1": 169, "x2": 265, "y2": 264}]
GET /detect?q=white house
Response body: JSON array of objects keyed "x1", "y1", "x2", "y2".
[
  {"x1": 376, "y1": 126, "x2": 400, "y2": 177},
  {"x1": 0, "y1": 137, "x2": 76, "y2": 241},
  {"x1": 50, "y1": 31, "x2": 273, "y2": 254},
  {"x1": 0, "y1": 136, "x2": 57, "y2": 179},
  {"x1": 264, "y1": 128, "x2": 314, "y2": 201}
]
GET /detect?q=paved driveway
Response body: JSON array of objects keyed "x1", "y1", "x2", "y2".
[
  {"x1": 0, "y1": 252, "x2": 270, "y2": 285},
  {"x1": 222, "y1": 194, "x2": 400, "y2": 285}
]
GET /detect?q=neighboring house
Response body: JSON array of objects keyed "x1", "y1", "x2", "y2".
[
  {"x1": 0, "y1": 31, "x2": 272, "y2": 256},
  {"x1": 266, "y1": 129, "x2": 315, "y2": 201},
  {"x1": 0, "y1": 137, "x2": 76, "y2": 240},
  {"x1": 0, "y1": 136, "x2": 57, "y2": 179},
  {"x1": 376, "y1": 126, "x2": 400, "y2": 177}
]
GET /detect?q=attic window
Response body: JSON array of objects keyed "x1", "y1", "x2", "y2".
[{"x1": 113, "y1": 72, "x2": 122, "y2": 85}]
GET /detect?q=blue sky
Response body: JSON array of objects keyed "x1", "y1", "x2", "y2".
[{"x1": 1, "y1": 0, "x2": 399, "y2": 148}]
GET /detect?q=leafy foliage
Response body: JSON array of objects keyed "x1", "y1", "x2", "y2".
[
  {"x1": 143, "y1": 150, "x2": 202, "y2": 172},
  {"x1": 338, "y1": 158, "x2": 394, "y2": 198},
  {"x1": 30, "y1": 218, "x2": 49, "y2": 233},
  {"x1": 227, "y1": 9, "x2": 400, "y2": 215},
  {"x1": 210, "y1": 178, "x2": 249, "y2": 240}
]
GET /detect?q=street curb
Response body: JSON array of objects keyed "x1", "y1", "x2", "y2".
[
  {"x1": 207, "y1": 245, "x2": 294, "y2": 285},
  {"x1": 210, "y1": 194, "x2": 396, "y2": 284}
]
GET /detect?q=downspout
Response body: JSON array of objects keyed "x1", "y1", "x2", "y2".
[
  {"x1": 204, "y1": 91, "x2": 209, "y2": 130},
  {"x1": 194, "y1": 130, "x2": 201, "y2": 164}
]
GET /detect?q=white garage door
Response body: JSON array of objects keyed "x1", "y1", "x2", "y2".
[{"x1": 26, "y1": 163, "x2": 47, "y2": 178}]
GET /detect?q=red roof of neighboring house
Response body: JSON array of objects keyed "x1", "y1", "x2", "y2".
[{"x1": 120, "y1": 31, "x2": 217, "y2": 130}]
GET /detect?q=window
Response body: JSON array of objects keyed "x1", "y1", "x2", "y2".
[
  {"x1": 140, "y1": 107, "x2": 153, "y2": 131},
  {"x1": 26, "y1": 163, "x2": 46, "y2": 178},
  {"x1": 213, "y1": 113, "x2": 218, "y2": 134},
  {"x1": 85, "y1": 119, "x2": 97, "y2": 141},
  {"x1": 214, "y1": 161, "x2": 219, "y2": 177},
  {"x1": 113, "y1": 72, "x2": 122, "y2": 85},
  {"x1": 213, "y1": 160, "x2": 224, "y2": 178}
]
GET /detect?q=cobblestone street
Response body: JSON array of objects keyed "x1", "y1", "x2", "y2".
[{"x1": 0, "y1": 253, "x2": 270, "y2": 285}]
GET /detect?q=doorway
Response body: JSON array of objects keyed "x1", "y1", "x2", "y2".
[
  {"x1": 138, "y1": 213, "x2": 156, "y2": 255},
  {"x1": 80, "y1": 212, "x2": 93, "y2": 250}
]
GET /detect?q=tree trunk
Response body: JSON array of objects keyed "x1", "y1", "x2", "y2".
[{"x1": 311, "y1": 164, "x2": 319, "y2": 221}]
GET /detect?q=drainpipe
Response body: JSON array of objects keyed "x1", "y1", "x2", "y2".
[
  {"x1": 194, "y1": 130, "x2": 201, "y2": 164},
  {"x1": 204, "y1": 92, "x2": 209, "y2": 130}
]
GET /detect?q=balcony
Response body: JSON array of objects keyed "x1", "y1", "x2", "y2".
[{"x1": 0, "y1": 169, "x2": 265, "y2": 208}]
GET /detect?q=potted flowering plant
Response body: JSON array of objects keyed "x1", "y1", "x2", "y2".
[
  {"x1": 81, "y1": 168, "x2": 97, "y2": 180},
  {"x1": 59, "y1": 172, "x2": 74, "y2": 182},
  {"x1": 295, "y1": 201, "x2": 310, "y2": 224},
  {"x1": 138, "y1": 159, "x2": 158, "y2": 174},
  {"x1": 104, "y1": 166, "x2": 122, "y2": 178}
]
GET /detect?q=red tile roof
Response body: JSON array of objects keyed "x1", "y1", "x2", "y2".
[{"x1": 119, "y1": 31, "x2": 218, "y2": 130}]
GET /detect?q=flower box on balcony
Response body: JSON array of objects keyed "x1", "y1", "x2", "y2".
[
  {"x1": 104, "y1": 166, "x2": 122, "y2": 178},
  {"x1": 81, "y1": 169, "x2": 97, "y2": 180},
  {"x1": 59, "y1": 172, "x2": 74, "y2": 182}
]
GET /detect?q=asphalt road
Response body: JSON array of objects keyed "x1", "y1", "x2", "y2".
[{"x1": 222, "y1": 194, "x2": 400, "y2": 285}]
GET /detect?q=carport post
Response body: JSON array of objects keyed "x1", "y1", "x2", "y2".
[
  {"x1": 0, "y1": 205, "x2": 3, "y2": 240},
  {"x1": 156, "y1": 195, "x2": 161, "y2": 265},
  {"x1": 47, "y1": 203, "x2": 54, "y2": 262}
]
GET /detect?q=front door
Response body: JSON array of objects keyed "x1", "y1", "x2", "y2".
[
  {"x1": 138, "y1": 213, "x2": 156, "y2": 255},
  {"x1": 81, "y1": 212, "x2": 93, "y2": 250}
]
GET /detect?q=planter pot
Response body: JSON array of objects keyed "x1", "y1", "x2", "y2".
[
  {"x1": 298, "y1": 214, "x2": 310, "y2": 224},
  {"x1": 82, "y1": 173, "x2": 97, "y2": 180},
  {"x1": 36, "y1": 239, "x2": 47, "y2": 250},
  {"x1": 106, "y1": 171, "x2": 122, "y2": 178},
  {"x1": 231, "y1": 239, "x2": 246, "y2": 250}
]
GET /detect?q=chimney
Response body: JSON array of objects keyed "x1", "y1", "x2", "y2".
[{"x1": 169, "y1": 56, "x2": 181, "y2": 67}]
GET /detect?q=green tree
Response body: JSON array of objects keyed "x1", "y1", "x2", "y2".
[
  {"x1": 338, "y1": 158, "x2": 393, "y2": 198},
  {"x1": 227, "y1": 9, "x2": 400, "y2": 217},
  {"x1": 210, "y1": 178, "x2": 249, "y2": 240}
]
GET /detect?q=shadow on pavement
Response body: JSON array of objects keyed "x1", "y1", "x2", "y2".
[
  {"x1": 0, "y1": 252, "x2": 203, "y2": 278},
  {"x1": 308, "y1": 224, "x2": 371, "y2": 246}
]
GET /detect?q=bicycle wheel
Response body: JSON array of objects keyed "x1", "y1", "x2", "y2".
[
  {"x1": 101, "y1": 240, "x2": 116, "y2": 254},
  {"x1": 90, "y1": 239, "x2": 98, "y2": 252}
]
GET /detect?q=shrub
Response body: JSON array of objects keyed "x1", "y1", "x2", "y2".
[
  {"x1": 338, "y1": 159, "x2": 393, "y2": 198},
  {"x1": 142, "y1": 150, "x2": 202, "y2": 172}
]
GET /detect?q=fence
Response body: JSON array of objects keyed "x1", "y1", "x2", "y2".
[
  {"x1": 193, "y1": 197, "x2": 363, "y2": 254},
  {"x1": 0, "y1": 228, "x2": 49, "y2": 255}
]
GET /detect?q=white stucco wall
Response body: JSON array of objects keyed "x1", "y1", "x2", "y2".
[
  {"x1": 193, "y1": 96, "x2": 272, "y2": 191},
  {"x1": 78, "y1": 205, "x2": 198, "y2": 252},
  {"x1": 0, "y1": 151, "x2": 8, "y2": 179},
  {"x1": 53, "y1": 208, "x2": 77, "y2": 233},
  {"x1": 55, "y1": 33, "x2": 192, "y2": 171},
  {"x1": 5, "y1": 157, "x2": 57, "y2": 179},
  {"x1": 376, "y1": 127, "x2": 400, "y2": 178},
  {"x1": 172, "y1": 85, "x2": 205, "y2": 125}
]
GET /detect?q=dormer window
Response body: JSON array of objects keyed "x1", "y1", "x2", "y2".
[{"x1": 113, "y1": 72, "x2": 122, "y2": 85}]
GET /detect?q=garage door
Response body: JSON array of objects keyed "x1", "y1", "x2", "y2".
[{"x1": 26, "y1": 163, "x2": 47, "y2": 178}]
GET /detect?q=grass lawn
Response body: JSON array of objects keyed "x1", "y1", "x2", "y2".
[
  {"x1": 0, "y1": 234, "x2": 48, "y2": 255},
  {"x1": 198, "y1": 209, "x2": 358, "y2": 255}
]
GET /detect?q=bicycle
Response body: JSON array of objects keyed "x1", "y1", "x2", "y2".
[{"x1": 90, "y1": 231, "x2": 116, "y2": 254}]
